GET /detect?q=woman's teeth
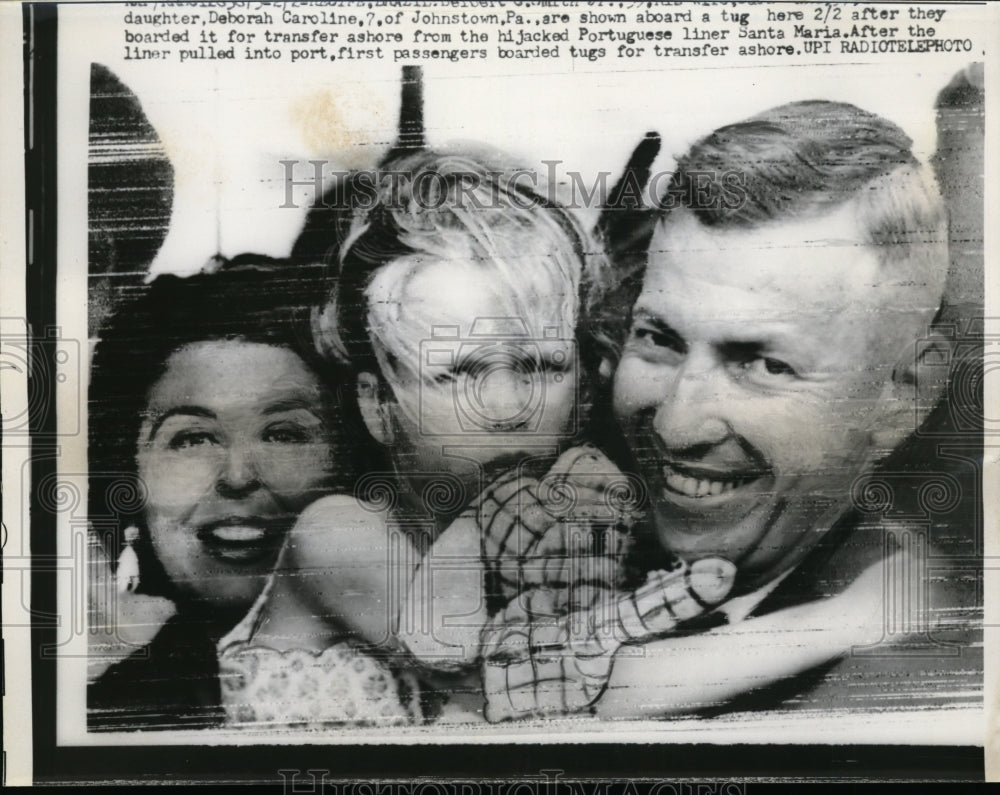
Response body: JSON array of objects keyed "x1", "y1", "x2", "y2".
[{"x1": 663, "y1": 466, "x2": 753, "y2": 498}]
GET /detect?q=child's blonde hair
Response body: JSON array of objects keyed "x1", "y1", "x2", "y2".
[{"x1": 318, "y1": 149, "x2": 610, "y2": 425}]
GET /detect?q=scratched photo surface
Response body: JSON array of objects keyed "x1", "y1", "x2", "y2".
[{"x1": 56, "y1": 0, "x2": 988, "y2": 745}]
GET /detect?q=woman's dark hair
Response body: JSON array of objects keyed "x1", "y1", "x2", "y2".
[{"x1": 88, "y1": 254, "x2": 383, "y2": 597}]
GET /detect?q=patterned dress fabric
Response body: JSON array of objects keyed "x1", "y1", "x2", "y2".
[
  {"x1": 218, "y1": 641, "x2": 422, "y2": 730},
  {"x1": 216, "y1": 577, "x2": 422, "y2": 730}
]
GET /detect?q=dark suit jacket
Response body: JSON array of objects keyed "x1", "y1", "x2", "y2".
[{"x1": 713, "y1": 507, "x2": 981, "y2": 716}]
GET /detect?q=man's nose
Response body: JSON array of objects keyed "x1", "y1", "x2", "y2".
[
  {"x1": 216, "y1": 443, "x2": 262, "y2": 498},
  {"x1": 652, "y1": 350, "x2": 732, "y2": 451}
]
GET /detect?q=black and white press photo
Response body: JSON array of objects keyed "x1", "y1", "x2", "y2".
[{"x1": 1, "y1": 0, "x2": 996, "y2": 785}]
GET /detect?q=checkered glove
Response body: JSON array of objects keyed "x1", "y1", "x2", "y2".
[
  {"x1": 479, "y1": 445, "x2": 643, "y2": 605},
  {"x1": 479, "y1": 558, "x2": 736, "y2": 722}
]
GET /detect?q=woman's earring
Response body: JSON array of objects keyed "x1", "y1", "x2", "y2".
[
  {"x1": 116, "y1": 526, "x2": 141, "y2": 594},
  {"x1": 376, "y1": 402, "x2": 395, "y2": 445}
]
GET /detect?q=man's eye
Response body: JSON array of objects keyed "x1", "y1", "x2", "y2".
[
  {"x1": 263, "y1": 424, "x2": 312, "y2": 444},
  {"x1": 744, "y1": 357, "x2": 797, "y2": 378},
  {"x1": 168, "y1": 431, "x2": 218, "y2": 450},
  {"x1": 764, "y1": 357, "x2": 797, "y2": 375},
  {"x1": 763, "y1": 357, "x2": 796, "y2": 376},
  {"x1": 631, "y1": 323, "x2": 685, "y2": 354}
]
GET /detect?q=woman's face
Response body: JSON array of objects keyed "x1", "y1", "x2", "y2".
[{"x1": 137, "y1": 340, "x2": 335, "y2": 618}]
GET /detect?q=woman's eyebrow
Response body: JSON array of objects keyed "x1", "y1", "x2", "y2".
[
  {"x1": 718, "y1": 326, "x2": 806, "y2": 355},
  {"x1": 262, "y1": 398, "x2": 321, "y2": 417},
  {"x1": 148, "y1": 406, "x2": 215, "y2": 440}
]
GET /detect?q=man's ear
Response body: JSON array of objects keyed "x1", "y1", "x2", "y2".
[
  {"x1": 872, "y1": 331, "x2": 954, "y2": 449},
  {"x1": 356, "y1": 371, "x2": 394, "y2": 446}
]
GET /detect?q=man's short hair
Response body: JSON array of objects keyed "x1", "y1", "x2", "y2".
[
  {"x1": 592, "y1": 101, "x2": 950, "y2": 364},
  {"x1": 671, "y1": 100, "x2": 948, "y2": 272}
]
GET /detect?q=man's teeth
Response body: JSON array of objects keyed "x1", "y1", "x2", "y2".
[
  {"x1": 663, "y1": 467, "x2": 753, "y2": 498},
  {"x1": 211, "y1": 525, "x2": 266, "y2": 543}
]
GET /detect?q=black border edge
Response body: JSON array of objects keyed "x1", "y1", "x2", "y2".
[
  {"x1": 25, "y1": 0, "x2": 60, "y2": 782},
  {"x1": 21, "y1": 0, "x2": 985, "y2": 785}
]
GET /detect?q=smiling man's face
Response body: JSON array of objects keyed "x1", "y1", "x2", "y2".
[{"x1": 613, "y1": 205, "x2": 927, "y2": 590}]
